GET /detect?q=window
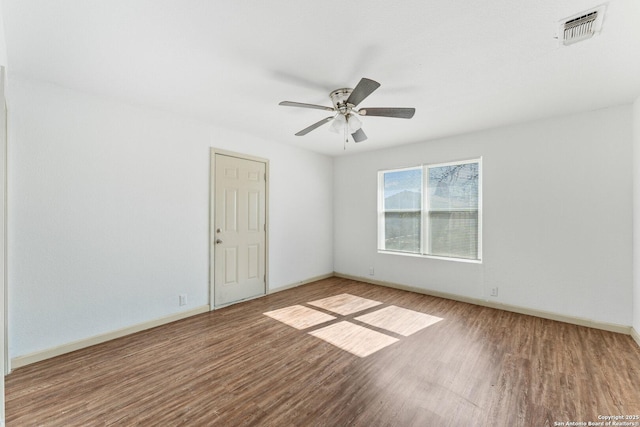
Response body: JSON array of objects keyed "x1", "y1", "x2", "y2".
[{"x1": 378, "y1": 159, "x2": 481, "y2": 261}]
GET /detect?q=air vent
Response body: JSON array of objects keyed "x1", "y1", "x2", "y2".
[{"x1": 559, "y1": 5, "x2": 606, "y2": 46}]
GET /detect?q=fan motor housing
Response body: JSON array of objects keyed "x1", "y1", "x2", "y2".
[{"x1": 330, "y1": 88, "x2": 353, "y2": 113}]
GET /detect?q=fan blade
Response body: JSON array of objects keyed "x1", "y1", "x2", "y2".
[
  {"x1": 279, "y1": 101, "x2": 335, "y2": 112},
  {"x1": 295, "y1": 116, "x2": 334, "y2": 136},
  {"x1": 359, "y1": 107, "x2": 415, "y2": 119},
  {"x1": 346, "y1": 78, "x2": 381, "y2": 107},
  {"x1": 351, "y1": 128, "x2": 367, "y2": 143}
]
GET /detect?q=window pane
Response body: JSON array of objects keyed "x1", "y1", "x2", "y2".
[
  {"x1": 382, "y1": 168, "x2": 421, "y2": 253},
  {"x1": 429, "y1": 211, "x2": 478, "y2": 259},
  {"x1": 383, "y1": 169, "x2": 422, "y2": 210},
  {"x1": 428, "y1": 163, "x2": 479, "y2": 259},
  {"x1": 428, "y1": 163, "x2": 479, "y2": 210},
  {"x1": 384, "y1": 211, "x2": 421, "y2": 252}
]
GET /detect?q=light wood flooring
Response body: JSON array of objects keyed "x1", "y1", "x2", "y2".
[{"x1": 6, "y1": 277, "x2": 640, "y2": 426}]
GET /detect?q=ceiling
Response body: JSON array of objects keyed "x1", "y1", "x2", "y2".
[{"x1": 4, "y1": 0, "x2": 640, "y2": 156}]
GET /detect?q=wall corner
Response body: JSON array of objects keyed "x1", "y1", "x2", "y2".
[{"x1": 632, "y1": 96, "x2": 640, "y2": 336}]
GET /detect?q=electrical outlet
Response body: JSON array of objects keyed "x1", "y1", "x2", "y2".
[
  {"x1": 179, "y1": 294, "x2": 187, "y2": 306},
  {"x1": 490, "y1": 287, "x2": 498, "y2": 297},
  {"x1": 369, "y1": 267, "x2": 375, "y2": 276}
]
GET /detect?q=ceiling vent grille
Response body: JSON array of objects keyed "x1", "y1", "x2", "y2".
[{"x1": 560, "y1": 5, "x2": 606, "y2": 46}]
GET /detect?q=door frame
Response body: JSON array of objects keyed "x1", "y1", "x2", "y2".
[{"x1": 209, "y1": 148, "x2": 269, "y2": 309}]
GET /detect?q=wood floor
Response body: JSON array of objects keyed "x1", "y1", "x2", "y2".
[{"x1": 6, "y1": 277, "x2": 640, "y2": 426}]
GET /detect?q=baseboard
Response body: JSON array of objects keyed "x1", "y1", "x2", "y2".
[
  {"x1": 632, "y1": 327, "x2": 640, "y2": 348},
  {"x1": 334, "y1": 273, "x2": 632, "y2": 336},
  {"x1": 268, "y1": 272, "x2": 334, "y2": 295},
  {"x1": 11, "y1": 305, "x2": 210, "y2": 370}
]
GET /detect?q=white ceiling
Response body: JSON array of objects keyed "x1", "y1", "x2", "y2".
[{"x1": 4, "y1": 0, "x2": 640, "y2": 156}]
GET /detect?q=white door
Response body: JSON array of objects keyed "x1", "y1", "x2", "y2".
[{"x1": 213, "y1": 153, "x2": 267, "y2": 306}]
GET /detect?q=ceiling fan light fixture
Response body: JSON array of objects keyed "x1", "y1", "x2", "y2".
[
  {"x1": 347, "y1": 114, "x2": 362, "y2": 132},
  {"x1": 329, "y1": 114, "x2": 346, "y2": 133}
]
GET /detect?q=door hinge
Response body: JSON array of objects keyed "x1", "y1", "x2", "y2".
[
  {"x1": 264, "y1": 275, "x2": 266, "y2": 283},
  {"x1": 264, "y1": 173, "x2": 267, "y2": 181}
]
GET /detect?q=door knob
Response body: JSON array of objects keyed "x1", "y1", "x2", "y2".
[{"x1": 216, "y1": 239, "x2": 223, "y2": 244}]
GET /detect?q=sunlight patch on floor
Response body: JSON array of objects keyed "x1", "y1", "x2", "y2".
[
  {"x1": 264, "y1": 294, "x2": 443, "y2": 357},
  {"x1": 309, "y1": 321, "x2": 399, "y2": 357},
  {"x1": 355, "y1": 305, "x2": 443, "y2": 336},
  {"x1": 307, "y1": 293, "x2": 382, "y2": 315},
  {"x1": 263, "y1": 305, "x2": 336, "y2": 329}
]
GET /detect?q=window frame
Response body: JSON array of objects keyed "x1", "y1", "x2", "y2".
[{"x1": 377, "y1": 158, "x2": 482, "y2": 263}]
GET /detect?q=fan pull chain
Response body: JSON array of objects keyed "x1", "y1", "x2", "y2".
[{"x1": 343, "y1": 119, "x2": 348, "y2": 150}]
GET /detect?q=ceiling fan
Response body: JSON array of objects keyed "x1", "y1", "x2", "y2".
[{"x1": 279, "y1": 77, "x2": 415, "y2": 145}]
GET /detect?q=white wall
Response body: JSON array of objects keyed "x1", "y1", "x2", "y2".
[
  {"x1": 633, "y1": 96, "x2": 640, "y2": 335},
  {"x1": 334, "y1": 106, "x2": 633, "y2": 327},
  {"x1": 7, "y1": 76, "x2": 333, "y2": 359},
  {"x1": 0, "y1": 1, "x2": 7, "y2": 424}
]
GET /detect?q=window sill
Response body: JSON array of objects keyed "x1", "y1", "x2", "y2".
[{"x1": 377, "y1": 250, "x2": 482, "y2": 264}]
